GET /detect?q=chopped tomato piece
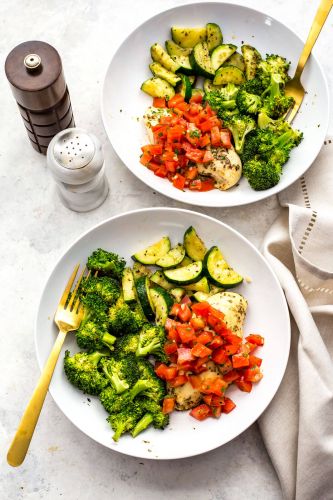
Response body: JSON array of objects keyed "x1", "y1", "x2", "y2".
[
  {"x1": 164, "y1": 341, "x2": 178, "y2": 356},
  {"x1": 168, "y1": 94, "x2": 185, "y2": 108},
  {"x1": 209, "y1": 377, "x2": 228, "y2": 396},
  {"x1": 224, "y1": 333, "x2": 242, "y2": 346},
  {"x1": 209, "y1": 336, "x2": 224, "y2": 350},
  {"x1": 196, "y1": 330, "x2": 213, "y2": 345},
  {"x1": 185, "y1": 149, "x2": 204, "y2": 162},
  {"x1": 192, "y1": 355, "x2": 209, "y2": 373},
  {"x1": 154, "y1": 167, "x2": 167, "y2": 178},
  {"x1": 199, "y1": 133, "x2": 211, "y2": 148},
  {"x1": 220, "y1": 129, "x2": 232, "y2": 148},
  {"x1": 168, "y1": 374, "x2": 188, "y2": 387},
  {"x1": 167, "y1": 126, "x2": 185, "y2": 143},
  {"x1": 211, "y1": 405, "x2": 222, "y2": 418},
  {"x1": 162, "y1": 397, "x2": 175, "y2": 414},
  {"x1": 165, "y1": 160, "x2": 178, "y2": 173},
  {"x1": 185, "y1": 166, "x2": 198, "y2": 180},
  {"x1": 190, "y1": 93, "x2": 203, "y2": 104},
  {"x1": 224, "y1": 344, "x2": 239, "y2": 356},
  {"x1": 202, "y1": 150, "x2": 214, "y2": 163},
  {"x1": 201, "y1": 377, "x2": 218, "y2": 394},
  {"x1": 211, "y1": 347, "x2": 228, "y2": 365},
  {"x1": 246, "y1": 334, "x2": 264, "y2": 346},
  {"x1": 190, "y1": 404, "x2": 211, "y2": 421},
  {"x1": 232, "y1": 353, "x2": 250, "y2": 368},
  {"x1": 181, "y1": 295, "x2": 192, "y2": 306},
  {"x1": 191, "y1": 343, "x2": 213, "y2": 358},
  {"x1": 210, "y1": 395, "x2": 225, "y2": 407},
  {"x1": 153, "y1": 97, "x2": 166, "y2": 108},
  {"x1": 190, "y1": 316, "x2": 206, "y2": 331},
  {"x1": 209, "y1": 306, "x2": 225, "y2": 321},
  {"x1": 218, "y1": 358, "x2": 233, "y2": 375},
  {"x1": 169, "y1": 304, "x2": 181, "y2": 317},
  {"x1": 175, "y1": 101, "x2": 190, "y2": 112},
  {"x1": 155, "y1": 364, "x2": 178, "y2": 381},
  {"x1": 197, "y1": 179, "x2": 215, "y2": 191},
  {"x1": 223, "y1": 369, "x2": 241, "y2": 384},
  {"x1": 222, "y1": 397, "x2": 236, "y2": 413},
  {"x1": 167, "y1": 327, "x2": 180, "y2": 343},
  {"x1": 189, "y1": 374, "x2": 202, "y2": 389},
  {"x1": 203, "y1": 394, "x2": 213, "y2": 405},
  {"x1": 243, "y1": 365, "x2": 263, "y2": 383},
  {"x1": 141, "y1": 144, "x2": 163, "y2": 155},
  {"x1": 177, "y1": 324, "x2": 196, "y2": 344},
  {"x1": 140, "y1": 152, "x2": 152, "y2": 166},
  {"x1": 199, "y1": 116, "x2": 221, "y2": 133},
  {"x1": 211, "y1": 126, "x2": 222, "y2": 147},
  {"x1": 177, "y1": 347, "x2": 195, "y2": 364},
  {"x1": 191, "y1": 301, "x2": 210, "y2": 318},
  {"x1": 235, "y1": 379, "x2": 252, "y2": 392},
  {"x1": 249, "y1": 355, "x2": 262, "y2": 367},
  {"x1": 178, "y1": 303, "x2": 192, "y2": 322},
  {"x1": 172, "y1": 174, "x2": 186, "y2": 190}
]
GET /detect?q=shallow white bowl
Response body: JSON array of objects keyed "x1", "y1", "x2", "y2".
[
  {"x1": 101, "y1": 2, "x2": 329, "y2": 207},
  {"x1": 35, "y1": 208, "x2": 290, "y2": 459}
]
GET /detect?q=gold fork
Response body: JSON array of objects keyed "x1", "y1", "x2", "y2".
[
  {"x1": 285, "y1": 0, "x2": 333, "y2": 124},
  {"x1": 7, "y1": 264, "x2": 87, "y2": 467}
]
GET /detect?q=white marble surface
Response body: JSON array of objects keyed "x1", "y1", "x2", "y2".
[{"x1": 0, "y1": 0, "x2": 332, "y2": 498}]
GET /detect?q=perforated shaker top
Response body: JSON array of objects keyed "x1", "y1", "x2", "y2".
[{"x1": 52, "y1": 130, "x2": 95, "y2": 169}]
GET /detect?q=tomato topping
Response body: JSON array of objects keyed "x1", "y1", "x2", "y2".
[
  {"x1": 169, "y1": 304, "x2": 181, "y2": 317},
  {"x1": 141, "y1": 144, "x2": 163, "y2": 155},
  {"x1": 190, "y1": 404, "x2": 211, "y2": 421},
  {"x1": 243, "y1": 366, "x2": 263, "y2": 383},
  {"x1": 222, "y1": 397, "x2": 236, "y2": 413},
  {"x1": 172, "y1": 174, "x2": 186, "y2": 190},
  {"x1": 164, "y1": 341, "x2": 178, "y2": 355},
  {"x1": 140, "y1": 152, "x2": 152, "y2": 166},
  {"x1": 153, "y1": 97, "x2": 166, "y2": 108},
  {"x1": 192, "y1": 356, "x2": 209, "y2": 373},
  {"x1": 211, "y1": 405, "x2": 222, "y2": 418},
  {"x1": 223, "y1": 369, "x2": 241, "y2": 384},
  {"x1": 212, "y1": 347, "x2": 228, "y2": 365},
  {"x1": 168, "y1": 94, "x2": 185, "y2": 108},
  {"x1": 220, "y1": 129, "x2": 232, "y2": 148},
  {"x1": 167, "y1": 327, "x2": 181, "y2": 343},
  {"x1": 209, "y1": 377, "x2": 228, "y2": 396},
  {"x1": 190, "y1": 316, "x2": 206, "y2": 331},
  {"x1": 199, "y1": 133, "x2": 211, "y2": 148},
  {"x1": 235, "y1": 379, "x2": 252, "y2": 392},
  {"x1": 191, "y1": 343, "x2": 213, "y2": 358},
  {"x1": 162, "y1": 397, "x2": 175, "y2": 414},
  {"x1": 168, "y1": 374, "x2": 188, "y2": 387},
  {"x1": 190, "y1": 93, "x2": 203, "y2": 104},
  {"x1": 209, "y1": 336, "x2": 224, "y2": 350},
  {"x1": 177, "y1": 324, "x2": 196, "y2": 344},
  {"x1": 189, "y1": 374, "x2": 202, "y2": 389},
  {"x1": 245, "y1": 334, "x2": 264, "y2": 346},
  {"x1": 232, "y1": 353, "x2": 250, "y2": 369},
  {"x1": 211, "y1": 126, "x2": 222, "y2": 147},
  {"x1": 177, "y1": 347, "x2": 195, "y2": 364},
  {"x1": 191, "y1": 301, "x2": 210, "y2": 318},
  {"x1": 178, "y1": 303, "x2": 192, "y2": 322},
  {"x1": 224, "y1": 344, "x2": 239, "y2": 356},
  {"x1": 155, "y1": 364, "x2": 178, "y2": 381},
  {"x1": 249, "y1": 354, "x2": 262, "y2": 367},
  {"x1": 196, "y1": 330, "x2": 213, "y2": 344},
  {"x1": 218, "y1": 358, "x2": 233, "y2": 375}
]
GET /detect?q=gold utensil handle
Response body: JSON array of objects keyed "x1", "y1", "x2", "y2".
[
  {"x1": 7, "y1": 329, "x2": 67, "y2": 467},
  {"x1": 295, "y1": 0, "x2": 333, "y2": 78}
]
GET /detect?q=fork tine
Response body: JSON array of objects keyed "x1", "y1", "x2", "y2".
[
  {"x1": 286, "y1": 101, "x2": 301, "y2": 124},
  {"x1": 58, "y1": 264, "x2": 80, "y2": 308},
  {"x1": 67, "y1": 266, "x2": 87, "y2": 310}
]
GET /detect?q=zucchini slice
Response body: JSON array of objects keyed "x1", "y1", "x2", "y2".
[
  {"x1": 149, "y1": 62, "x2": 181, "y2": 87},
  {"x1": 176, "y1": 74, "x2": 192, "y2": 101},
  {"x1": 204, "y1": 246, "x2": 243, "y2": 288},
  {"x1": 149, "y1": 286, "x2": 174, "y2": 326},
  {"x1": 165, "y1": 39, "x2": 192, "y2": 57},
  {"x1": 211, "y1": 44, "x2": 237, "y2": 72},
  {"x1": 141, "y1": 77, "x2": 175, "y2": 100},
  {"x1": 183, "y1": 276, "x2": 210, "y2": 293},
  {"x1": 170, "y1": 288, "x2": 186, "y2": 302},
  {"x1": 132, "y1": 236, "x2": 171, "y2": 265},
  {"x1": 241, "y1": 45, "x2": 261, "y2": 80},
  {"x1": 150, "y1": 270, "x2": 174, "y2": 290},
  {"x1": 225, "y1": 52, "x2": 245, "y2": 72},
  {"x1": 213, "y1": 65, "x2": 245, "y2": 85},
  {"x1": 171, "y1": 27, "x2": 206, "y2": 48},
  {"x1": 203, "y1": 79, "x2": 223, "y2": 94},
  {"x1": 189, "y1": 42, "x2": 215, "y2": 78},
  {"x1": 165, "y1": 40, "x2": 193, "y2": 75},
  {"x1": 151, "y1": 43, "x2": 180, "y2": 73},
  {"x1": 193, "y1": 291, "x2": 210, "y2": 302},
  {"x1": 184, "y1": 226, "x2": 207, "y2": 261},
  {"x1": 136, "y1": 276, "x2": 155, "y2": 320},
  {"x1": 164, "y1": 261, "x2": 203, "y2": 285},
  {"x1": 206, "y1": 23, "x2": 223, "y2": 52},
  {"x1": 132, "y1": 262, "x2": 151, "y2": 281},
  {"x1": 122, "y1": 268, "x2": 137, "y2": 304},
  {"x1": 176, "y1": 255, "x2": 193, "y2": 268},
  {"x1": 156, "y1": 243, "x2": 185, "y2": 268}
]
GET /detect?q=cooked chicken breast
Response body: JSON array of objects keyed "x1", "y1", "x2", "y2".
[
  {"x1": 143, "y1": 106, "x2": 172, "y2": 143},
  {"x1": 197, "y1": 146, "x2": 242, "y2": 190},
  {"x1": 207, "y1": 292, "x2": 248, "y2": 337}
]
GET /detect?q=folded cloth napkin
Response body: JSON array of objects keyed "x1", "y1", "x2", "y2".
[{"x1": 258, "y1": 138, "x2": 333, "y2": 500}]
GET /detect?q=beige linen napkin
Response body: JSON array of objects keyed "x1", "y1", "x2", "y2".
[{"x1": 258, "y1": 138, "x2": 333, "y2": 500}]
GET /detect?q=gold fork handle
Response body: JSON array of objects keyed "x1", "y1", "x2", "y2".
[
  {"x1": 7, "y1": 329, "x2": 67, "y2": 467},
  {"x1": 295, "y1": 0, "x2": 333, "y2": 79}
]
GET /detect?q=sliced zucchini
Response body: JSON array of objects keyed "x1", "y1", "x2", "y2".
[
  {"x1": 149, "y1": 286, "x2": 174, "y2": 326},
  {"x1": 173, "y1": 55, "x2": 193, "y2": 75},
  {"x1": 183, "y1": 276, "x2": 210, "y2": 293},
  {"x1": 225, "y1": 52, "x2": 245, "y2": 72},
  {"x1": 141, "y1": 77, "x2": 175, "y2": 100},
  {"x1": 189, "y1": 42, "x2": 215, "y2": 78},
  {"x1": 165, "y1": 39, "x2": 192, "y2": 57},
  {"x1": 213, "y1": 65, "x2": 245, "y2": 85},
  {"x1": 184, "y1": 226, "x2": 207, "y2": 261},
  {"x1": 206, "y1": 23, "x2": 223, "y2": 52},
  {"x1": 203, "y1": 79, "x2": 223, "y2": 93},
  {"x1": 150, "y1": 270, "x2": 174, "y2": 290},
  {"x1": 209, "y1": 284, "x2": 224, "y2": 295},
  {"x1": 132, "y1": 236, "x2": 171, "y2": 265},
  {"x1": 176, "y1": 255, "x2": 193, "y2": 268},
  {"x1": 204, "y1": 246, "x2": 243, "y2": 288},
  {"x1": 170, "y1": 287, "x2": 186, "y2": 302},
  {"x1": 193, "y1": 291, "x2": 210, "y2": 302},
  {"x1": 122, "y1": 268, "x2": 137, "y2": 304},
  {"x1": 149, "y1": 62, "x2": 181, "y2": 87},
  {"x1": 156, "y1": 243, "x2": 185, "y2": 269},
  {"x1": 136, "y1": 276, "x2": 155, "y2": 320},
  {"x1": 241, "y1": 45, "x2": 261, "y2": 80},
  {"x1": 171, "y1": 27, "x2": 206, "y2": 48},
  {"x1": 132, "y1": 262, "x2": 151, "y2": 281},
  {"x1": 192, "y1": 88, "x2": 205, "y2": 99},
  {"x1": 211, "y1": 44, "x2": 237, "y2": 71},
  {"x1": 164, "y1": 261, "x2": 203, "y2": 285},
  {"x1": 176, "y1": 74, "x2": 192, "y2": 101},
  {"x1": 150, "y1": 43, "x2": 180, "y2": 73}
]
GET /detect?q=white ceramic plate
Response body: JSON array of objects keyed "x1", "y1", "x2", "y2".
[
  {"x1": 35, "y1": 208, "x2": 290, "y2": 459},
  {"x1": 101, "y1": 2, "x2": 329, "y2": 207}
]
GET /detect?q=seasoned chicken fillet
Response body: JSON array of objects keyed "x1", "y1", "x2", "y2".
[
  {"x1": 207, "y1": 292, "x2": 248, "y2": 337},
  {"x1": 197, "y1": 146, "x2": 242, "y2": 190}
]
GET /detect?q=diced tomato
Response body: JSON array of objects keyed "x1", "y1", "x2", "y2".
[
  {"x1": 167, "y1": 126, "x2": 185, "y2": 143},
  {"x1": 222, "y1": 397, "x2": 236, "y2": 413},
  {"x1": 175, "y1": 101, "x2": 190, "y2": 112},
  {"x1": 199, "y1": 116, "x2": 221, "y2": 133},
  {"x1": 201, "y1": 377, "x2": 218, "y2": 394},
  {"x1": 147, "y1": 161, "x2": 162, "y2": 173},
  {"x1": 202, "y1": 394, "x2": 213, "y2": 405},
  {"x1": 235, "y1": 379, "x2": 252, "y2": 392},
  {"x1": 185, "y1": 166, "x2": 198, "y2": 180},
  {"x1": 185, "y1": 149, "x2": 204, "y2": 162},
  {"x1": 186, "y1": 125, "x2": 201, "y2": 146},
  {"x1": 177, "y1": 324, "x2": 196, "y2": 344},
  {"x1": 190, "y1": 404, "x2": 211, "y2": 421},
  {"x1": 249, "y1": 355, "x2": 262, "y2": 367},
  {"x1": 172, "y1": 174, "x2": 186, "y2": 190},
  {"x1": 243, "y1": 365, "x2": 263, "y2": 383},
  {"x1": 178, "y1": 303, "x2": 192, "y2": 322},
  {"x1": 178, "y1": 361, "x2": 195, "y2": 371},
  {"x1": 168, "y1": 94, "x2": 185, "y2": 108},
  {"x1": 211, "y1": 347, "x2": 228, "y2": 365},
  {"x1": 245, "y1": 334, "x2": 264, "y2": 346},
  {"x1": 207, "y1": 313, "x2": 224, "y2": 332},
  {"x1": 167, "y1": 327, "x2": 180, "y2": 343},
  {"x1": 155, "y1": 363, "x2": 178, "y2": 381},
  {"x1": 141, "y1": 144, "x2": 163, "y2": 155},
  {"x1": 164, "y1": 317, "x2": 177, "y2": 331},
  {"x1": 224, "y1": 344, "x2": 239, "y2": 356},
  {"x1": 191, "y1": 301, "x2": 210, "y2": 318},
  {"x1": 181, "y1": 295, "x2": 192, "y2": 306},
  {"x1": 211, "y1": 126, "x2": 222, "y2": 147},
  {"x1": 199, "y1": 133, "x2": 211, "y2": 148},
  {"x1": 210, "y1": 395, "x2": 225, "y2": 407},
  {"x1": 198, "y1": 179, "x2": 215, "y2": 191},
  {"x1": 202, "y1": 150, "x2": 214, "y2": 163},
  {"x1": 189, "y1": 374, "x2": 202, "y2": 389},
  {"x1": 190, "y1": 93, "x2": 203, "y2": 104},
  {"x1": 190, "y1": 316, "x2": 206, "y2": 331},
  {"x1": 209, "y1": 306, "x2": 225, "y2": 321},
  {"x1": 209, "y1": 377, "x2": 228, "y2": 396},
  {"x1": 209, "y1": 336, "x2": 224, "y2": 350},
  {"x1": 169, "y1": 304, "x2": 181, "y2": 317},
  {"x1": 154, "y1": 167, "x2": 167, "y2": 178},
  {"x1": 191, "y1": 343, "x2": 213, "y2": 358},
  {"x1": 168, "y1": 374, "x2": 188, "y2": 387},
  {"x1": 153, "y1": 97, "x2": 166, "y2": 108},
  {"x1": 211, "y1": 405, "x2": 222, "y2": 418},
  {"x1": 196, "y1": 330, "x2": 213, "y2": 345},
  {"x1": 164, "y1": 341, "x2": 178, "y2": 356},
  {"x1": 192, "y1": 355, "x2": 209, "y2": 373},
  {"x1": 177, "y1": 347, "x2": 195, "y2": 364},
  {"x1": 224, "y1": 333, "x2": 242, "y2": 346},
  {"x1": 162, "y1": 397, "x2": 175, "y2": 414},
  {"x1": 164, "y1": 161, "x2": 178, "y2": 173},
  {"x1": 232, "y1": 353, "x2": 250, "y2": 369},
  {"x1": 188, "y1": 179, "x2": 203, "y2": 191},
  {"x1": 220, "y1": 129, "x2": 232, "y2": 148},
  {"x1": 223, "y1": 369, "x2": 241, "y2": 384},
  {"x1": 140, "y1": 152, "x2": 152, "y2": 166},
  {"x1": 218, "y1": 358, "x2": 233, "y2": 375}
]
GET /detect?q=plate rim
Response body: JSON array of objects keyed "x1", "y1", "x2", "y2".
[
  {"x1": 101, "y1": 0, "x2": 330, "y2": 208},
  {"x1": 34, "y1": 207, "x2": 291, "y2": 459}
]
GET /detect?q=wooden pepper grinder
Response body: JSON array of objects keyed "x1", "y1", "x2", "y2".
[{"x1": 5, "y1": 41, "x2": 75, "y2": 154}]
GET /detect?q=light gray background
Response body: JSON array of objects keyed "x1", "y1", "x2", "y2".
[{"x1": 1, "y1": 0, "x2": 332, "y2": 499}]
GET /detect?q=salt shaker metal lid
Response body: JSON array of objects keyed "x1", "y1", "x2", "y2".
[{"x1": 47, "y1": 128, "x2": 109, "y2": 212}]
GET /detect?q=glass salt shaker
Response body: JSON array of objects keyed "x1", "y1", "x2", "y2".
[{"x1": 47, "y1": 128, "x2": 109, "y2": 212}]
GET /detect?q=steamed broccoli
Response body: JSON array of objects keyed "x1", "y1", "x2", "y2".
[
  {"x1": 108, "y1": 296, "x2": 145, "y2": 335},
  {"x1": 64, "y1": 350, "x2": 109, "y2": 395},
  {"x1": 258, "y1": 54, "x2": 290, "y2": 86},
  {"x1": 131, "y1": 398, "x2": 169, "y2": 438},
  {"x1": 107, "y1": 402, "x2": 144, "y2": 442},
  {"x1": 115, "y1": 332, "x2": 139, "y2": 357},
  {"x1": 243, "y1": 158, "x2": 282, "y2": 190},
  {"x1": 260, "y1": 73, "x2": 294, "y2": 119},
  {"x1": 81, "y1": 276, "x2": 121, "y2": 305},
  {"x1": 224, "y1": 114, "x2": 256, "y2": 153},
  {"x1": 136, "y1": 324, "x2": 167, "y2": 361},
  {"x1": 87, "y1": 248, "x2": 126, "y2": 279},
  {"x1": 204, "y1": 85, "x2": 239, "y2": 115},
  {"x1": 240, "y1": 77, "x2": 266, "y2": 96},
  {"x1": 101, "y1": 354, "x2": 139, "y2": 394},
  {"x1": 99, "y1": 378, "x2": 153, "y2": 414},
  {"x1": 236, "y1": 89, "x2": 262, "y2": 115},
  {"x1": 137, "y1": 359, "x2": 166, "y2": 401}
]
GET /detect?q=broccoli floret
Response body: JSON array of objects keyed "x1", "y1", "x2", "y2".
[
  {"x1": 224, "y1": 114, "x2": 256, "y2": 153},
  {"x1": 258, "y1": 54, "x2": 290, "y2": 87},
  {"x1": 99, "y1": 377, "x2": 151, "y2": 414},
  {"x1": 136, "y1": 324, "x2": 167, "y2": 362},
  {"x1": 81, "y1": 276, "x2": 121, "y2": 305},
  {"x1": 87, "y1": 248, "x2": 126, "y2": 280},
  {"x1": 107, "y1": 402, "x2": 144, "y2": 442},
  {"x1": 108, "y1": 296, "x2": 145, "y2": 335},
  {"x1": 64, "y1": 350, "x2": 109, "y2": 395},
  {"x1": 76, "y1": 320, "x2": 116, "y2": 352},
  {"x1": 240, "y1": 77, "x2": 266, "y2": 96},
  {"x1": 101, "y1": 354, "x2": 139, "y2": 394},
  {"x1": 236, "y1": 89, "x2": 262, "y2": 115},
  {"x1": 243, "y1": 159, "x2": 282, "y2": 190},
  {"x1": 240, "y1": 130, "x2": 259, "y2": 163},
  {"x1": 115, "y1": 332, "x2": 139, "y2": 357},
  {"x1": 260, "y1": 73, "x2": 294, "y2": 119},
  {"x1": 131, "y1": 398, "x2": 169, "y2": 438},
  {"x1": 205, "y1": 85, "x2": 239, "y2": 114},
  {"x1": 137, "y1": 359, "x2": 166, "y2": 402}
]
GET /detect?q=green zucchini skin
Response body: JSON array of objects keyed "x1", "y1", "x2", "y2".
[
  {"x1": 163, "y1": 261, "x2": 203, "y2": 285},
  {"x1": 211, "y1": 44, "x2": 237, "y2": 71},
  {"x1": 241, "y1": 45, "x2": 262, "y2": 80},
  {"x1": 149, "y1": 286, "x2": 174, "y2": 326},
  {"x1": 204, "y1": 246, "x2": 243, "y2": 288},
  {"x1": 122, "y1": 268, "x2": 137, "y2": 304},
  {"x1": 156, "y1": 243, "x2": 186, "y2": 269},
  {"x1": 132, "y1": 237, "x2": 171, "y2": 265},
  {"x1": 150, "y1": 43, "x2": 180, "y2": 72},
  {"x1": 149, "y1": 62, "x2": 181, "y2": 87},
  {"x1": 183, "y1": 226, "x2": 207, "y2": 261},
  {"x1": 189, "y1": 42, "x2": 215, "y2": 78},
  {"x1": 171, "y1": 26, "x2": 206, "y2": 48},
  {"x1": 213, "y1": 65, "x2": 245, "y2": 85},
  {"x1": 141, "y1": 77, "x2": 175, "y2": 100},
  {"x1": 206, "y1": 23, "x2": 223, "y2": 52},
  {"x1": 135, "y1": 276, "x2": 155, "y2": 320}
]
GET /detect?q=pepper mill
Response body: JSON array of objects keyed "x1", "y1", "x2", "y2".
[{"x1": 5, "y1": 41, "x2": 75, "y2": 154}]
